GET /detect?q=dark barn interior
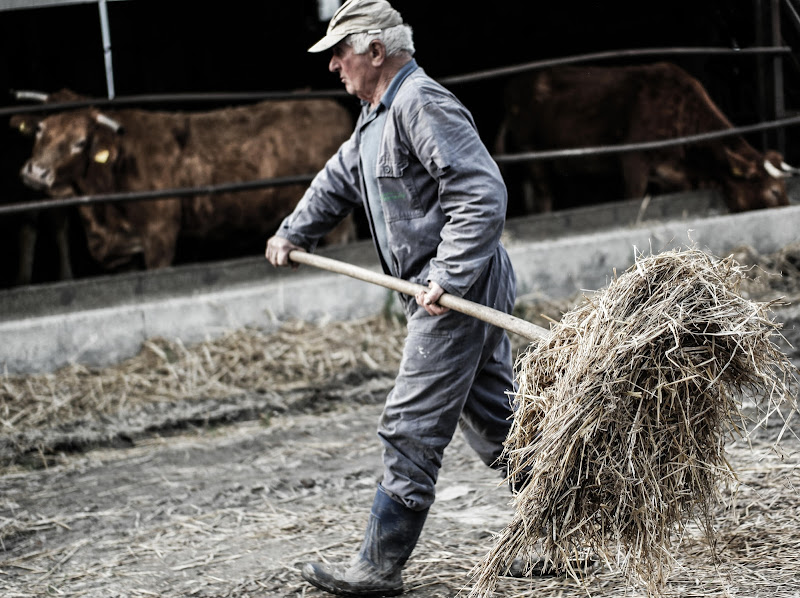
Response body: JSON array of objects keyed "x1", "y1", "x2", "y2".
[{"x1": 0, "y1": 0, "x2": 798, "y2": 287}]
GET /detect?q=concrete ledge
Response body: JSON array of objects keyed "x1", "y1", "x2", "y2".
[
  {"x1": 2, "y1": 194, "x2": 799, "y2": 375},
  {"x1": 506, "y1": 202, "x2": 800, "y2": 299},
  {"x1": 0, "y1": 265, "x2": 390, "y2": 373}
]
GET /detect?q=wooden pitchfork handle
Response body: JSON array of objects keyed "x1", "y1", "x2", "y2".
[{"x1": 288, "y1": 250, "x2": 550, "y2": 343}]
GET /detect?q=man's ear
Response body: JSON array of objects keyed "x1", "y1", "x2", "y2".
[{"x1": 370, "y1": 40, "x2": 386, "y2": 64}]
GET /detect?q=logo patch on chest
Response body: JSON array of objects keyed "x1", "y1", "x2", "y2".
[{"x1": 381, "y1": 191, "x2": 406, "y2": 202}]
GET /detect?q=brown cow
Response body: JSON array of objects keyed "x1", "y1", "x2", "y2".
[
  {"x1": 496, "y1": 62, "x2": 793, "y2": 214},
  {"x1": 8, "y1": 89, "x2": 87, "y2": 284},
  {"x1": 15, "y1": 92, "x2": 354, "y2": 272}
]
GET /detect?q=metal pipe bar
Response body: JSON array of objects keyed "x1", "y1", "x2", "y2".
[
  {"x1": 0, "y1": 89, "x2": 350, "y2": 118},
  {"x1": 772, "y1": 0, "x2": 787, "y2": 152},
  {"x1": 97, "y1": 0, "x2": 115, "y2": 99},
  {"x1": 0, "y1": 0, "x2": 127, "y2": 9},
  {"x1": 756, "y1": 0, "x2": 769, "y2": 149},
  {"x1": 0, "y1": 173, "x2": 316, "y2": 216},
  {"x1": 439, "y1": 46, "x2": 793, "y2": 86},
  {"x1": 784, "y1": 0, "x2": 800, "y2": 32},
  {"x1": 493, "y1": 114, "x2": 800, "y2": 164}
]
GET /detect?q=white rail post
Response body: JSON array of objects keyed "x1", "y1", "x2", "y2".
[{"x1": 98, "y1": 0, "x2": 115, "y2": 99}]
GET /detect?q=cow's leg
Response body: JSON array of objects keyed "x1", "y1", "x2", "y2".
[
  {"x1": 138, "y1": 199, "x2": 182, "y2": 269},
  {"x1": 79, "y1": 205, "x2": 123, "y2": 268},
  {"x1": 50, "y1": 209, "x2": 73, "y2": 280},
  {"x1": 79, "y1": 204, "x2": 145, "y2": 270},
  {"x1": 522, "y1": 180, "x2": 536, "y2": 214},
  {"x1": 142, "y1": 232, "x2": 179, "y2": 269},
  {"x1": 16, "y1": 217, "x2": 37, "y2": 286},
  {"x1": 529, "y1": 162, "x2": 554, "y2": 213},
  {"x1": 621, "y1": 153, "x2": 651, "y2": 199}
]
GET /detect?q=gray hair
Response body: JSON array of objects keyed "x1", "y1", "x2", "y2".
[{"x1": 346, "y1": 23, "x2": 415, "y2": 57}]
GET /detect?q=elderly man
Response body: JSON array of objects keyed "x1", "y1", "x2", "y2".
[{"x1": 265, "y1": 0, "x2": 517, "y2": 595}]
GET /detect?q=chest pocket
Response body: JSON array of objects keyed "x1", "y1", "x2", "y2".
[{"x1": 376, "y1": 158, "x2": 424, "y2": 222}]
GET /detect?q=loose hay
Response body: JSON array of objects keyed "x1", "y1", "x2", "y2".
[
  {"x1": 471, "y1": 246, "x2": 799, "y2": 598},
  {"x1": 0, "y1": 315, "x2": 406, "y2": 436}
]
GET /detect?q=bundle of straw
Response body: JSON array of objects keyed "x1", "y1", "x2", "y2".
[{"x1": 471, "y1": 247, "x2": 798, "y2": 597}]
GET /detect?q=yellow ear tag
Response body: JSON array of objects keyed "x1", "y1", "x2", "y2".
[
  {"x1": 94, "y1": 149, "x2": 110, "y2": 164},
  {"x1": 18, "y1": 122, "x2": 27, "y2": 133}
]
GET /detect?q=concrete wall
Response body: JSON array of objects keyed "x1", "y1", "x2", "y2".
[{"x1": 1, "y1": 188, "x2": 798, "y2": 375}]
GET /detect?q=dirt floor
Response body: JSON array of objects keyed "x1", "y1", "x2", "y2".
[{"x1": 2, "y1": 244, "x2": 800, "y2": 598}]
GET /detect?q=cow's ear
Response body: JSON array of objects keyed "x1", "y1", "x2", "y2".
[
  {"x1": 10, "y1": 114, "x2": 38, "y2": 136},
  {"x1": 89, "y1": 115, "x2": 122, "y2": 165},
  {"x1": 724, "y1": 147, "x2": 757, "y2": 179}
]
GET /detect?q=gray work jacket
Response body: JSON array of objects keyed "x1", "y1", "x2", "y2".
[{"x1": 276, "y1": 62, "x2": 509, "y2": 302}]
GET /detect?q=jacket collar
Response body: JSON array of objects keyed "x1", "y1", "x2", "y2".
[{"x1": 361, "y1": 58, "x2": 418, "y2": 113}]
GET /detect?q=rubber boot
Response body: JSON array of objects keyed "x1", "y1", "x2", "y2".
[{"x1": 301, "y1": 484, "x2": 429, "y2": 596}]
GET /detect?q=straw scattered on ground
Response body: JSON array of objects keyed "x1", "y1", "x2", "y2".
[
  {"x1": 1, "y1": 399, "x2": 797, "y2": 598},
  {"x1": 3, "y1": 242, "x2": 799, "y2": 447},
  {"x1": 471, "y1": 246, "x2": 800, "y2": 598},
  {"x1": 0, "y1": 316, "x2": 406, "y2": 435},
  {"x1": 0, "y1": 243, "x2": 799, "y2": 598},
  {"x1": 0, "y1": 314, "x2": 408, "y2": 470}
]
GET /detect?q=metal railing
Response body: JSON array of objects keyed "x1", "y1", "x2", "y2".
[
  {"x1": 3, "y1": 114, "x2": 800, "y2": 218},
  {"x1": 440, "y1": 46, "x2": 792, "y2": 85},
  {"x1": 1, "y1": 45, "x2": 796, "y2": 218},
  {"x1": 0, "y1": 174, "x2": 316, "y2": 216},
  {"x1": 493, "y1": 114, "x2": 800, "y2": 164},
  {"x1": 1, "y1": 46, "x2": 791, "y2": 117}
]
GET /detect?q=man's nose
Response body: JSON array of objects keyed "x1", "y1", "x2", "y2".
[{"x1": 329, "y1": 56, "x2": 339, "y2": 72}]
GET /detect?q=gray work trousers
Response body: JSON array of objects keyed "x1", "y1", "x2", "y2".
[{"x1": 379, "y1": 248, "x2": 517, "y2": 511}]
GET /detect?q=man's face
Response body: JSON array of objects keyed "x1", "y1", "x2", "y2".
[{"x1": 329, "y1": 42, "x2": 376, "y2": 101}]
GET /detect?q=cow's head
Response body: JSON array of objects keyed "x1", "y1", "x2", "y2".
[
  {"x1": 722, "y1": 147, "x2": 791, "y2": 212},
  {"x1": 17, "y1": 109, "x2": 124, "y2": 198}
]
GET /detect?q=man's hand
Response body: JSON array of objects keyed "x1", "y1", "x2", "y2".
[
  {"x1": 415, "y1": 281, "x2": 449, "y2": 316},
  {"x1": 265, "y1": 235, "x2": 305, "y2": 268}
]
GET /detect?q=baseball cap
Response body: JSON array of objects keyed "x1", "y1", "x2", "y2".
[{"x1": 308, "y1": 0, "x2": 404, "y2": 53}]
